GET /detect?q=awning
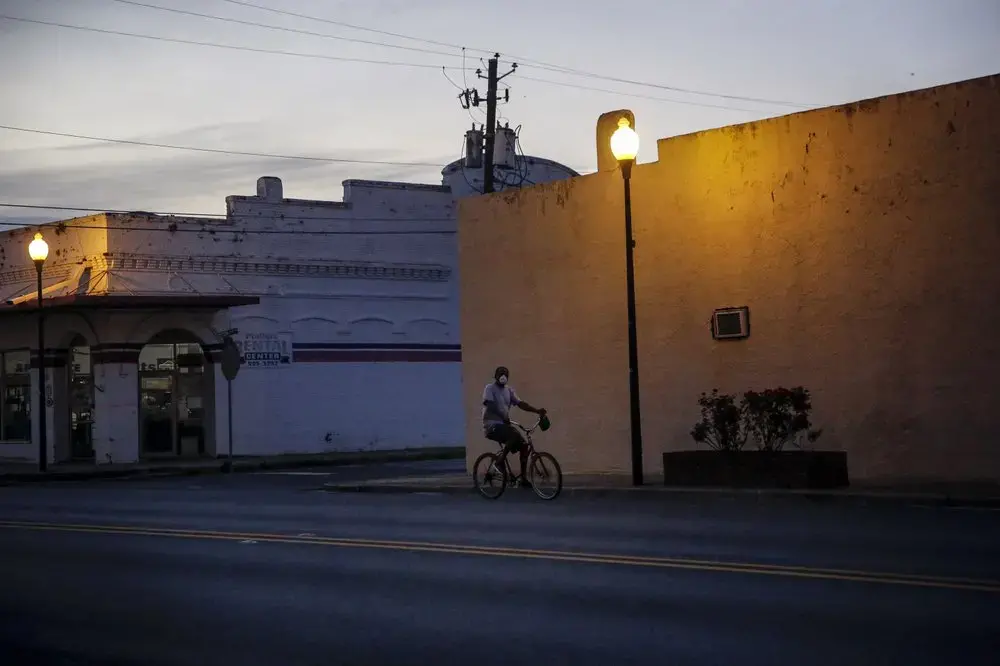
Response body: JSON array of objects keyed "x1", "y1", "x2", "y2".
[{"x1": 0, "y1": 294, "x2": 260, "y2": 316}]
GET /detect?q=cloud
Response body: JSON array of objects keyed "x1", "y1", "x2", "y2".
[
  {"x1": 0, "y1": 140, "x2": 452, "y2": 222},
  {"x1": 45, "y1": 121, "x2": 269, "y2": 155},
  {"x1": 0, "y1": 154, "x2": 326, "y2": 210},
  {"x1": 4, "y1": 119, "x2": 442, "y2": 166}
]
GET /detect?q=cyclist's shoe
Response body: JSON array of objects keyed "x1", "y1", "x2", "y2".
[{"x1": 519, "y1": 477, "x2": 533, "y2": 490}]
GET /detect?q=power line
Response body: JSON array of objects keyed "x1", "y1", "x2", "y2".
[
  {"x1": 3, "y1": 203, "x2": 227, "y2": 218},
  {"x1": 3, "y1": 11, "x2": 810, "y2": 109},
  {"x1": 106, "y1": 0, "x2": 463, "y2": 61},
  {"x1": 212, "y1": 0, "x2": 812, "y2": 108},
  {"x1": 205, "y1": 0, "x2": 597, "y2": 82},
  {"x1": 217, "y1": 0, "x2": 471, "y2": 52},
  {"x1": 517, "y1": 75, "x2": 777, "y2": 114},
  {"x1": 0, "y1": 15, "x2": 469, "y2": 71},
  {"x1": 0, "y1": 203, "x2": 454, "y2": 222},
  {"x1": 0, "y1": 123, "x2": 586, "y2": 189},
  {"x1": 522, "y1": 67, "x2": 811, "y2": 108},
  {"x1": 1, "y1": 121, "x2": 594, "y2": 182},
  {"x1": 0, "y1": 219, "x2": 454, "y2": 236},
  {"x1": 514, "y1": 65, "x2": 810, "y2": 108},
  {"x1": 0, "y1": 205, "x2": 456, "y2": 235},
  {"x1": 442, "y1": 67, "x2": 482, "y2": 124},
  {"x1": 0, "y1": 125, "x2": 444, "y2": 167},
  {"x1": 0, "y1": 220, "x2": 456, "y2": 236},
  {"x1": 21, "y1": 6, "x2": 767, "y2": 152}
]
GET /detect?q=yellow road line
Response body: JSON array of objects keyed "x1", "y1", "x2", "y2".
[{"x1": 0, "y1": 520, "x2": 997, "y2": 593}]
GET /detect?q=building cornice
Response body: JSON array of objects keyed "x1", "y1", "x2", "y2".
[
  {"x1": 225, "y1": 195, "x2": 350, "y2": 209},
  {"x1": 96, "y1": 253, "x2": 452, "y2": 282},
  {"x1": 342, "y1": 179, "x2": 451, "y2": 193},
  {"x1": 0, "y1": 263, "x2": 75, "y2": 287}
]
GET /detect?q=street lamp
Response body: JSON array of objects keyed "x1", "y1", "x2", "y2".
[
  {"x1": 610, "y1": 117, "x2": 643, "y2": 487},
  {"x1": 28, "y1": 232, "x2": 49, "y2": 473}
]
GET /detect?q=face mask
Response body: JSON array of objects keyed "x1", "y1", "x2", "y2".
[{"x1": 497, "y1": 375, "x2": 508, "y2": 385}]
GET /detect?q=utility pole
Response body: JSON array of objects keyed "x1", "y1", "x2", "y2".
[
  {"x1": 482, "y1": 56, "x2": 499, "y2": 194},
  {"x1": 459, "y1": 53, "x2": 516, "y2": 194}
]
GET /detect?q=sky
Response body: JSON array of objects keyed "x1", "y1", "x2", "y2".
[{"x1": 1, "y1": 0, "x2": 998, "y2": 227}]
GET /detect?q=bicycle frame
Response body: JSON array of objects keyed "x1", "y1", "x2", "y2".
[
  {"x1": 492, "y1": 418, "x2": 541, "y2": 483},
  {"x1": 511, "y1": 418, "x2": 540, "y2": 436}
]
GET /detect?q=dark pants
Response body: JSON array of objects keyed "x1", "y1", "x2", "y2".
[
  {"x1": 486, "y1": 423, "x2": 526, "y2": 453},
  {"x1": 487, "y1": 424, "x2": 531, "y2": 485}
]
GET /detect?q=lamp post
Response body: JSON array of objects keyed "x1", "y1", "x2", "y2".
[
  {"x1": 28, "y1": 232, "x2": 49, "y2": 473},
  {"x1": 610, "y1": 117, "x2": 644, "y2": 487}
]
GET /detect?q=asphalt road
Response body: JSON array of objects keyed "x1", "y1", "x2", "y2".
[{"x1": 1, "y1": 461, "x2": 998, "y2": 666}]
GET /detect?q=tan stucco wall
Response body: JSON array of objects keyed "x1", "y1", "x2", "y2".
[{"x1": 458, "y1": 73, "x2": 1000, "y2": 484}]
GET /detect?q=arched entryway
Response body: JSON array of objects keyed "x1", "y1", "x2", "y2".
[
  {"x1": 138, "y1": 330, "x2": 210, "y2": 459},
  {"x1": 67, "y1": 335, "x2": 95, "y2": 461}
]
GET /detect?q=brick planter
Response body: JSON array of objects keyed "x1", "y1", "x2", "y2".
[{"x1": 662, "y1": 450, "x2": 849, "y2": 489}]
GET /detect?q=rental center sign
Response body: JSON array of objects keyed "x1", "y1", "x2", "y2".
[{"x1": 235, "y1": 332, "x2": 293, "y2": 368}]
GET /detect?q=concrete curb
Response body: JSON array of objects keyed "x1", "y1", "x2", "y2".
[
  {"x1": 324, "y1": 483, "x2": 474, "y2": 496},
  {"x1": 0, "y1": 447, "x2": 465, "y2": 485},
  {"x1": 319, "y1": 480, "x2": 1000, "y2": 508}
]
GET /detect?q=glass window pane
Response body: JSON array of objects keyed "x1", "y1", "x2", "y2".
[
  {"x1": 70, "y1": 346, "x2": 92, "y2": 376},
  {"x1": 2, "y1": 350, "x2": 32, "y2": 442},
  {"x1": 176, "y1": 343, "x2": 201, "y2": 356},
  {"x1": 4, "y1": 349, "x2": 30, "y2": 375},
  {"x1": 139, "y1": 344, "x2": 174, "y2": 373}
]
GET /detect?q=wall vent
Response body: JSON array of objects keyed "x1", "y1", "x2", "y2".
[{"x1": 711, "y1": 306, "x2": 750, "y2": 340}]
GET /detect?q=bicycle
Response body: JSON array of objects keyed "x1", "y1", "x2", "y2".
[{"x1": 472, "y1": 417, "x2": 563, "y2": 500}]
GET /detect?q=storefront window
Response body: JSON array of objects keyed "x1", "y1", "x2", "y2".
[{"x1": 1, "y1": 350, "x2": 32, "y2": 442}]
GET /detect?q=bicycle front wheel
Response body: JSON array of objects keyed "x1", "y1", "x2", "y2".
[
  {"x1": 473, "y1": 451, "x2": 508, "y2": 499},
  {"x1": 527, "y1": 451, "x2": 563, "y2": 500}
]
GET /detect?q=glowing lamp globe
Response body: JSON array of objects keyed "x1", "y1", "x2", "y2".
[
  {"x1": 28, "y1": 233, "x2": 49, "y2": 263},
  {"x1": 610, "y1": 117, "x2": 639, "y2": 162}
]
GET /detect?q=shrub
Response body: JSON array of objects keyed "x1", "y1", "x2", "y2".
[
  {"x1": 741, "y1": 387, "x2": 822, "y2": 452},
  {"x1": 690, "y1": 389, "x2": 747, "y2": 452},
  {"x1": 690, "y1": 386, "x2": 823, "y2": 453}
]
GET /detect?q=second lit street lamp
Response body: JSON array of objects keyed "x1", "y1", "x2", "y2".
[
  {"x1": 610, "y1": 117, "x2": 644, "y2": 487},
  {"x1": 28, "y1": 232, "x2": 49, "y2": 473}
]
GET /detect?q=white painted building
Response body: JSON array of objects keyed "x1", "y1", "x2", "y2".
[{"x1": 0, "y1": 154, "x2": 578, "y2": 465}]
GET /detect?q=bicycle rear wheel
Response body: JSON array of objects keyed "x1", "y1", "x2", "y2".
[
  {"x1": 527, "y1": 451, "x2": 563, "y2": 500},
  {"x1": 473, "y1": 451, "x2": 508, "y2": 499}
]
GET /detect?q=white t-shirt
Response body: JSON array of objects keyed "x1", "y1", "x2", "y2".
[{"x1": 482, "y1": 382, "x2": 520, "y2": 430}]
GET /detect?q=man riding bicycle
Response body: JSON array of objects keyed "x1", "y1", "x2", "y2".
[{"x1": 482, "y1": 366, "x2": 546, "y2": 488}]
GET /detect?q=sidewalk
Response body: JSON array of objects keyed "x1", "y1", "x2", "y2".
[
  {"x1": 0, "y1": 447, "x2": 465, "y2": 485},
  {"x1": 321, "y1": 472, "x2": 1000, "y2": 508}
]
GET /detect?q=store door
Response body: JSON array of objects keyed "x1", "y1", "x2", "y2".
[
  {"x1": 68, "y1": 344, "x2": 95, "y2": 460},
  {"x1": 138, "y1": 341, "x2": 207, "y2": 458}
]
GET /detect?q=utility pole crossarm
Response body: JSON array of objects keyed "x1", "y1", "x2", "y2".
[{"x1": 498, "y1": 61, "x2": 518, "y2": 82}]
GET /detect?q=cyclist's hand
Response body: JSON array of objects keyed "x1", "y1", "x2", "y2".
[{"x1": 539, "y1": 408, "x2": 547, "y2": 416}]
